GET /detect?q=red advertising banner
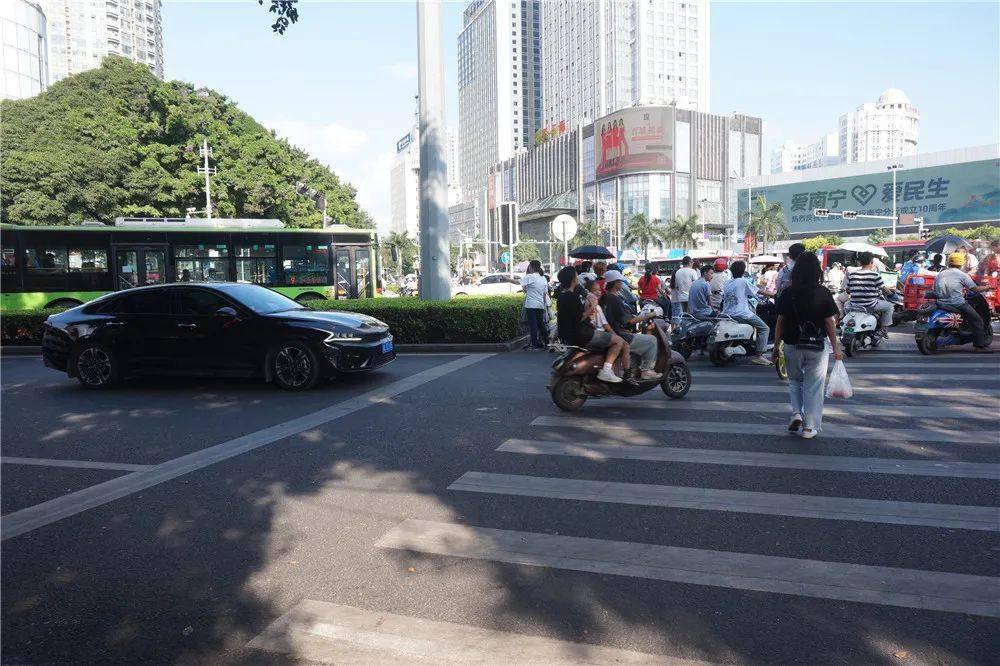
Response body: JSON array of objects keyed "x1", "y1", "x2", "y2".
[{"x1": 595, "y1": 107, "x2": 674, "y2": 179}]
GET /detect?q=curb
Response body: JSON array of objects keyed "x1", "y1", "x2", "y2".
[{"x1": 1, "y1": 337, "x2": 531, "y2": 357}]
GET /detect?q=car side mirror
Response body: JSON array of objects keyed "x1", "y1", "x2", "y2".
[{"x1": 216, "y1": 306, "x2": 238, "y2": 318}]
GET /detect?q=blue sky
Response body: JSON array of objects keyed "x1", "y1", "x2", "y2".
[{"x1": 163, "y1": 1, "x2": 1000, "y2": 231}]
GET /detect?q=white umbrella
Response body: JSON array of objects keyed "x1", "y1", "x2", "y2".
[
  {"x1": 748, "y1": 255, "x2": 782, "y2": 264},
  {"x1": 838, "y1": 242, "x2": 888, "y2": 258}
]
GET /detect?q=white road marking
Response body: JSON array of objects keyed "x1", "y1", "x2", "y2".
[
  {"x1": 0, "y1": 457, "x2": 154, "y2": 472},
  {"x1": 377, "y1": 519, "x2": 1000, "y2": 618},
  {"x1": 531, "y1": 416, "x2": 998, "y2": 445},
  {"x1": 248, "y1": 599, "x2": 709, "y2": 665},
  {"x1": 496, "y1": 439, "x2": 1000, "y2": 480},
  {"x1": 687, "y1": 384, "x2": 1000, "y2": 400},
  {"x1": 0, "y1": 354, "x2": 492, "y2": 541},
  {"x1": 448, "y1": 472, "x2": 999, "y2": 531},
  {"x1": 692, "y1": 371, "x2": 998, "y2": 382},
  {"x1": 598, "y1": 399, "x2": 995, "y2": 420}
]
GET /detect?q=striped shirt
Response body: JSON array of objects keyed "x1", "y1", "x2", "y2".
[{"x1": 845, "y1": 269, "x2": 883, "y2": 308}]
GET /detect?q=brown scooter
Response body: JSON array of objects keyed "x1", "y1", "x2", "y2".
[{"x1": 548, "y1": 317, "x2": 692, "y2": 411}]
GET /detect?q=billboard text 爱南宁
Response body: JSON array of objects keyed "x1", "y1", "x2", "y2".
[
  {"x1": 738, "y1": 159, "x2": 1000, "y2": 234},
  {"x1": 595, "y1": 107, "x2": 674, "y2": 179}
]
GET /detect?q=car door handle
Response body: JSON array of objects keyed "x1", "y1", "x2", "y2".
[{"x1": 177, "y1": 323, "x2": 198, "y2": 329}]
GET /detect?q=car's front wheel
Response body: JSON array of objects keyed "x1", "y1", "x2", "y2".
[
  {"x1": 271, "y1": 341, "x2": 321, "y2": 391},
  {"x1": 75, "y1": 343, "x2": 122, "y2": 389}
]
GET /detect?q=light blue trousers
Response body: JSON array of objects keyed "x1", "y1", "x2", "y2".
[{"x1": 785, "y1": 346, "x2": 830, "y2": 432}]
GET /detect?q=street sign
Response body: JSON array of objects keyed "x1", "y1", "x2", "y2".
[
  {"x1": 842, "y1": 210, "x2": 858, "y2": 220},
  {"x1": 813, "y1": 208, "x2": 830, "y2": 217},
  {"x1": 499, "y1": 250, "x2": 510, "y2": 265},
  {"x1": 551, "y1": 214, "x2": 578, "y2": 242}
]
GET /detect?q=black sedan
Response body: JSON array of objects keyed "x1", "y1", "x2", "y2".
[{"x1": 41, "y1": 283, "x2": 395, "y2": 390}]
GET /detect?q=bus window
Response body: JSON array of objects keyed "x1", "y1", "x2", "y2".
[
  {"x1": 24, "y1": 248, "x2": 69, "y2": 293},
  {"x1": 68, "y1": 248, "x2": 108, "y2": 272},
  {"x1": 176, "y1": 245, "x2": 230, "y2": 282},
  {"x1": 235, "y1": 244, "x2": 277, "y2": 285},
  {"x1": 335, "y1": 249, "x2": 351, "y2": 297},
  {"x1": 355, "y1": 251, "x2": 370, "y2": 298},
  {"x1": 282, "y1": 244, "x2": 329, "y2": 285}
]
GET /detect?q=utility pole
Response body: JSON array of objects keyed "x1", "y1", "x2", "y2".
[
  {"x1": 197, "y1": 139, "x2": 216, "y2": 221},
  {"x1": 416, "y1": 0, "x2": 451, "y2": 300},
  {"x1": 887, "y1": 163, "x2": 902, "y2": 241}
]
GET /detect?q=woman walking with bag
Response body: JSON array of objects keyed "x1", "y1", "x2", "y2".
[{"x1": 772, "y1": 252, "x2": 843, "y2": 439}]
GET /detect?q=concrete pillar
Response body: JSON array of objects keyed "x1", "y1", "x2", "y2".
[{"x1": 416, "y1": 0, "x2": 451, "y2": 300}]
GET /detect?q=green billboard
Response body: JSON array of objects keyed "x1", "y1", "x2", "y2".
[{"x1": 738, "y1": 158, "x2": 1000, "y2": 234}]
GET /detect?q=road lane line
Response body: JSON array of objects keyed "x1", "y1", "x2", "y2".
[
  {"x1": 0, "y1": 457, "x2": 154, "y2": 472},
  {"x1": 596, "y1": 399, "x2": 996, "y2": 420},
  {"x1": 531, "y1": 416, "x2": 998, "y2": 445},
  {"x1": 691, "y1": 371, "x2": 998, "y2": 382},
  {"x1": 248, "y1": 599, "x2": 710, "y2": 665},
  {"x1": 0, "y1": 354, "x2": 492, "y2": 541},
  {"x1": 448, "y1": 472, "x2": 999, "y2": 531},
  {"x1": 377, "y1": 520, "x2": 1000, "y2": 618},
  {"x1": 496, "y1": 439, "x2": 1000, "y2": 479},
  {"x1": 687, "y1": 384, "x2": 1000, "y2": 400}
]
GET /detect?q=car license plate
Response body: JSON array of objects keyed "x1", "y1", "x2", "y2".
[{"x1": 381, "y1": 341, "x2": 393, "y2": 353}]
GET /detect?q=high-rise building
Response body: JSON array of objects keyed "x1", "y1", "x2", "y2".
[
  {"x1": 770, "y1": 134, "x2": 839, "y2": 174},
  {"x1": 540, "y1": 0, "x2": 710, "y2": 129},
  {"x1": 1, "y1": 0, "x2": 48, "y2": 100},
  {"x1": 457, "y1": 0, "x2": 541, "y2": 206},
  {"x1": 840, "y1": 88, "x2": 920, "y2": 164},
  {"x1": 390, "y1": 126, "x2": 462, "y2": 238},
  {"x1": 38, "y1": 0, "x2": 163, "y2": 84}
]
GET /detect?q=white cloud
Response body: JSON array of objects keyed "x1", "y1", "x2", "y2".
[{"x1": 381, "y1": 60, "x2": 418, "y2": 81}]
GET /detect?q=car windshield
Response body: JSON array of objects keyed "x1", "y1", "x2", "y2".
[{"x1": 215, "y1": 284, "x2": 305, "y2": 314}]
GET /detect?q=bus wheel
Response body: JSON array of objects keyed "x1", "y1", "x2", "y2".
[{"x1": 46, "y1": 299, "x2": 82, "y2": 310}]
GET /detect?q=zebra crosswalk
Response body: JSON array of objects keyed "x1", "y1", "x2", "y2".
[{"x1": 374, "y1": 354, "x2": 1000, "y2": 657}]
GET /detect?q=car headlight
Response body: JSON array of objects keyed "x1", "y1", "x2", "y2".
[{"x1": 324, "y1": 329, "x2": 363, "y2": 343}]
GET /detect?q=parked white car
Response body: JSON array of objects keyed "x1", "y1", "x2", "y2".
[{"x1": 453, "y1": 273, "x2": 523, "y2": 297}]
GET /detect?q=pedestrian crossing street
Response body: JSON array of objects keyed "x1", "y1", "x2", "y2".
[{"x1": 374, "y1": 353, "x2": 1000, "y2": 629}]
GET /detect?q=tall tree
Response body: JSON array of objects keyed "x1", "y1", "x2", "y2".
[
  {"x1": 867, "y1": 228, "x2": 889, "y2": 245},
  {"x1": 743, "y1": 195, "x2": 788, "y2": 253},
  {"x1": 384, "y1": 232, "x2": 416, "y2": 278},
  {"x1": 665, "y1": 214, "x2": 701, "y2": 251},
  {"x1": 623, "y1": 212, "x2": 670, "y2": 261},
  {"x1": 572, "y1": 219, "x2": 603, "y2": 247}
]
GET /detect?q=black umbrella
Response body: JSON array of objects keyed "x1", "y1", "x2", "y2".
[
  {"x1": 568, "y1": 245, "x2": 614, "y2": 260},
  {"x1": 924, "y1": 234, "x2": 972, "y2": 254}
]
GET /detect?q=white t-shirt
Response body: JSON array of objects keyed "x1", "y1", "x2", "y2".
[
  {"x1": 709, "y1": 270, "x2": 730, "y2": 308},
  {"x1": 592, "y1": 305, "x2": 609, "y2": 330},
  {"x1": 520, "y1": 272, "x2": 549, "y2": 309},
  {"x1": 671, "y1": 266, "x2": 699, "y2": 302}
]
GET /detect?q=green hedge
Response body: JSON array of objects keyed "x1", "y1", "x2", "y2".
[
  {"x1": 305, "y1": 296, "x2": 524, "y2": 344},
  {"x1": 0, "y1": 297, "x2": 525, "y2": 346}
]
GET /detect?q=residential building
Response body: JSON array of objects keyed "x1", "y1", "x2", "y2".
[
  {"x1": 540, "y1": 0, "x2": 710, "y2": 130},
  {"x1": 840, "y1": 88, "x2": 920, "y2": 164},
  {"x1": 457, "y1": 0, "x2": 541, "y2": 207},
  {"x1": 1, "y1": 0, "x2": 48, "y2": 100},
  {"x1": 38, "y1": 0, "x2": 163, "y2": 84},
  {"x1": 770, "y1": 134, "x2": 839, "y2": 174},
  {"x1": 484, "y1": 105, "x2": 761, "y2": 263},
  {"x1": 390, "y1": 126, "x2": 462, "y2": 238}
]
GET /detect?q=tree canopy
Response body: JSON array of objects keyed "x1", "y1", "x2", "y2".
[{"x1": 0, "y1": 56, "x2": 371, "y2": 229}]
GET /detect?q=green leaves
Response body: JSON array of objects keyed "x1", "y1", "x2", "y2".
[{"x1": 0, "y1": 56, "x2": 370, "y2": 229}]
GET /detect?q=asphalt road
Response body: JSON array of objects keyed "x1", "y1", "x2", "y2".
[{"x1": 2, "y1": 334, "x2": 999, "y2": 665}]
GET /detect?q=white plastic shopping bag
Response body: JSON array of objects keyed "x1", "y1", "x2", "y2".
[{"x1": 825, "y1": 360, "x2": 853, "y2": 399}]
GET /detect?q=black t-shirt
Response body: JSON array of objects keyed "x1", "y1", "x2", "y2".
[
  {"x1": 601, "y1": 291, "x2": 636, "y2": 342},
  {"x1": 775, "y1": 285, "x2": 837, "y2": 345},
  {"x1": 556, "y1": 290, "x2": 594, "y2": 346}
]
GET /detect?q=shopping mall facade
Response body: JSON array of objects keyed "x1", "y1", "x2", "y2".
[{"x1": 453, "y1": 105, "x2": 762, "y2": 265}]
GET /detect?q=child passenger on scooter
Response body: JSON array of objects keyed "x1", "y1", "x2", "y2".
[{"x1": 584, "y1": 277, "x2": 630, "y2": 361}]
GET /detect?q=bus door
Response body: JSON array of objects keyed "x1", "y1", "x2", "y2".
[
  {"x1": 333, "y1": 246, "x2": 372, "y2": 299},
  {"x1": 113, "y1": 245, "x2": 168, "y2": 290}
]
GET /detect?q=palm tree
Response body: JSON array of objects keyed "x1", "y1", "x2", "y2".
[
  {"x1": 573, "y1": 219, "x2": 602, "y2": 247},
  {"x1": 623, "y1": 212, "x2": 671, "y2": 261},
  {"x1": 385, "y1": 231, "x2": 415, "y2": 278},
  {"x1": 743, "y1": 195, "x2": 788, "y2": 254},
  {"x1": 665, "y1": 214, "x2": 701, "y2": 251}
]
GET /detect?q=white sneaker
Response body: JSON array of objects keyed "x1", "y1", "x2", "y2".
[
  {"x1": 800, "y1": 428, "x2": 817, "y2": 439},
  {"x1": 750, "y1": 356, "x2": 773, "y2": 366},
  {"x1": 597, "y1": 367, "x2": 622, "y2": 383},
  {"x1": 640, "y1": 369, "x2": 663, "y2": 380}
]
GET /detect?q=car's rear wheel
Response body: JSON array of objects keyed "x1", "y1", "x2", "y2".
[
  {"x1": 271, "y1": 341, "x2": 321, "y2": 390},
  {"x1": 75, "y1": 343, "x2": 122, "y2": 389}
]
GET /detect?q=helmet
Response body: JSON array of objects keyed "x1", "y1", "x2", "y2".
[
  {"x1": 713, "y1": 258, "x2": 728, "y2": 271},
  {"x1": 947, "y1": 252, "x2": 965, "y2": 267}
]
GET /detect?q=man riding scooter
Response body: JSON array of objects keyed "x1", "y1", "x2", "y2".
[
  {"x1": 934, "y1": 252, "x2": 993, "y2": 353},
  {"x1": 555, "y1": 266, "x2": 628, "y2": 382},
  {"x1": 722, "y1": 260, "x2": 774, "y2": 365},
  {"x1": 602, "y1": 270, "x2": 663, "y2": 380},
  {"x1": 843, "y1": 251, "x2": 895, "y2": 339}
]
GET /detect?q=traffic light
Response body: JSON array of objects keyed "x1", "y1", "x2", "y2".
[
  {"x1": 842, "y1": 210, "x2": 858, "y2": 220},
  {"x1": 813, "y1": 208, "x2": 829, "y2": 218},
  {"x1": 498, "y1": 201, "x2": 519, "y2": 246}
]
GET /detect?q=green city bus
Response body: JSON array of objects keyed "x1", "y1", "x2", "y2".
[{"x1": 0, "y1": 219, "x2": 378, "y2": 311}]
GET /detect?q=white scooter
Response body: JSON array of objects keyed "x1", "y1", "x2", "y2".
[
  {"x1": 707, "y1": 314, "x2": 788, "y2": 380},
  {"x1": 841, "y1": 305, "x2": 884, "y2": 356}
]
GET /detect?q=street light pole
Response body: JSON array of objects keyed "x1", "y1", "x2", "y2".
[
  {"x1": 887, "y1": 163, "x2": 901, "y2": 241},
  {"x1": 416, "y1": 0, "x2": 451, "y2": 301}
]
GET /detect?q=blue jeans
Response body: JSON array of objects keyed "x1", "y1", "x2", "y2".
[
  {"x1": 785, "y1": 346, "x2": 830, "y2": 432},
  {"x1": 733, "y1": 314, "x2": 770, "y2": 354},
  {"x1": 525, "y1": 307, "x2": 548, "y2": 348}
]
